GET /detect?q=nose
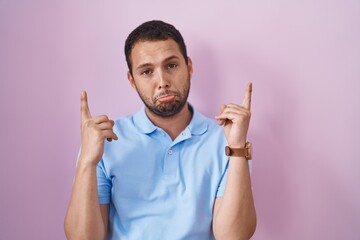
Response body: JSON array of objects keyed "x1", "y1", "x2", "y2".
[{"x1": 156, "y1": 69, "x2": 170, "y2": 89}]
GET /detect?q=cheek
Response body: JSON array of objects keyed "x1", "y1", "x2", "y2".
[
  {"x1": 174, "y1": 72, "x2": 189, "y2": 86},
  {"x1": 136, "y1": 83, "x2": 156, "y2": 99},
  {"x1": 179, "y1": 73, "x2": 191, "y2": 89}
]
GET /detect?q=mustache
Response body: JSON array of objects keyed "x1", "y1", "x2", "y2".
[{"x1": 154, "y1": 90, "x2": 179, "y2": 100}]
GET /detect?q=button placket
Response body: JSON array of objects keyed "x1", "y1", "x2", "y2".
[{"x1": 163, "y1": 147, "x2": 178, "y2": 175}]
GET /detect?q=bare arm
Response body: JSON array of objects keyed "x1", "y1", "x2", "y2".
[
  {"x1": 213, "y1": 83, "x2": 257, "y2": 239},
  {"x1": 64, "y1": 163, "x2": 109, "y2": 240},
  {"x1": 64, "y1": 91, "x2": 117, "y2": 240},
  {"x1": 212, "y1": 157, "x2": 256, "y2": 239}
]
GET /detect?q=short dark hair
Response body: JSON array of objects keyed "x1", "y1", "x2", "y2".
[{"x1": 124, "y1": 20, "x2": 188, "y2": 75}]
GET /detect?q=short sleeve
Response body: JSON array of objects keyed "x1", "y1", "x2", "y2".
[
  {"x1": 216, "y1": 160, "x2": 229, "y2": 197},
  {"x1": 215, "y1": 159, "x2": 253, "y2": 197},
  {"x1": 97, "y1": 160, "x2": 112, "y2": 204}
]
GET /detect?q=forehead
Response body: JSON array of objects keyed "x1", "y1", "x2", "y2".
[{"x1": 131, "y1": 39, "x2": 183, "y2": 66}]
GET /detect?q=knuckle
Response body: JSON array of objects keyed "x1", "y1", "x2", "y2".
[
  {"x1": 82, "y1": 119, "x2": 92, "y2": 128},
  {"x1": 94, "y1": 130, "x2": 103, "y2": 139},
  {"x1": 94, "y1": 115, "x2": 108, "y2": 122}
]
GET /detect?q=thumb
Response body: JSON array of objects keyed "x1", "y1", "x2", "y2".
[{"x1": 81, "y1": 90, "x2": 92, "y2": 121}]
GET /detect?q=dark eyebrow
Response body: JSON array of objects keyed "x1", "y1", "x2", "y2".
[
  {"x1": 163, "y1": 55, "x2": 180, "y2": 63},
  {"x1": 135, "y1": 55, "x2": 181, "y2": 71},
  {"x1": 136, "y1": 63, "x2": 153, "y2": 71}
]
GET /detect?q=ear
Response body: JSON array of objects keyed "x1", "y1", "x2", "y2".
[
  {"x1": 187, "y1": 57, "x2": 193, "y2": 79},
  {"x1": 127, "y1": 71, "x2": 136, "y2": 89}
]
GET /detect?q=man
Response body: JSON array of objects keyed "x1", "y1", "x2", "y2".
[{"x1": 65, "y1": 20, "x2": 256, "y2": 240}]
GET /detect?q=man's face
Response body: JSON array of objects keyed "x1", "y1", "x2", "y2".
[{"x1": 128, "y1": 39, "x2": 193, "y2": 118}]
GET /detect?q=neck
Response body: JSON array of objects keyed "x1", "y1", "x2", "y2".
[{"x1": 145, "y1": 103, "x2": 193, "y2": 141}]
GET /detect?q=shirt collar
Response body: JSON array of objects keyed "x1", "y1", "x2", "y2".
[
  {"x1": 133, "y1": 106, "x2": 157, "y2": 134},
  {"x1": 186, "y1": 104, "x2": 208, "y2": 135},
  {"x1": 133, "y1": 104, "x2": 208, "y2": 136}
]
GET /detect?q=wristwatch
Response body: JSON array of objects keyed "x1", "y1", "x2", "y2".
[{"x1": 225, "y1": 142, "x2": 252, "y2": 160}]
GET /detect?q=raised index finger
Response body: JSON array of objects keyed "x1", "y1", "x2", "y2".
[
  {"x1": 241, "y1": 82, "x2": 252, "y2": 110},
  {"x1": 81, "y1": 90, "x2": 92, "y2": 121}
]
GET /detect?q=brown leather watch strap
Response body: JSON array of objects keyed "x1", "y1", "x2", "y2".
[
  {"x1": 225, "y1": 142, "x2": 252, "y2": 160},
  {"x1": 225, "y1": 146, "x2": 247, "y2": 157}
]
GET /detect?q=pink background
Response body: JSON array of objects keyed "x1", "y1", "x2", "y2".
[{"x1": 1, "y1": 1, "x2": 359, "y2": 239}]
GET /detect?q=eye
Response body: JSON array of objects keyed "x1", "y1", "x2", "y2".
[
  {"x1": 167, "y1": 63, "x2": 177, "y2": 69},
  {"x1": 141, "y1": 69, "x2": 152, "y2": 75}
]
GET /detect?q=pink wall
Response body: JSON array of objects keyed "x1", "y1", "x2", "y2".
[{"x1": 1, "y1": 1, "x2": 359, "y2": 239}]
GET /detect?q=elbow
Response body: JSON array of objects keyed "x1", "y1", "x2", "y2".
[
  {"x1": 64, "y1": 213, "x2": 79, "y2": 240},
  {"x1": 214, "y1": 227, "x2": 256, "y2": 240},
  {"x1": 64, "y1": 218, "x2": 105, "y2": 240},
  {"x1": 64, "y1": 218, "x2": 79, "y2": 240},
  {"x1": 213, "y1": 214, "x2": 257, "y2": 240},
  {"x1": 64, "y1": 215, "x2": 72, "y2": 239},
  {"x1": 244, "y1": 213, "x2": 257, "y2": 239},
  {"x1": 245, "y1": 216, "x2": 257, "y2": 239}
]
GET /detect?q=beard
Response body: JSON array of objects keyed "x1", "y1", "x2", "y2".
[{"x1": 136, "y1": 82, "x2": 190, "y2": 118}]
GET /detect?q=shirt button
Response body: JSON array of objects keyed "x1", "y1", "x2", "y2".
[{"x1": 168, "y1": 149, "x2": 173, "y2": 155}]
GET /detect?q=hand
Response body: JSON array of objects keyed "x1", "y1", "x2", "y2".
[
  {"x1": 79, "y1": 91, "x2": 118, "y2": 166},
  {"x1": 215, "y1": 82, "x2": 252, "y2": 147}
]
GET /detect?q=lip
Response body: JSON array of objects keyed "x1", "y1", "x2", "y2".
[{"x1": 157, "y1": 95, "x2": 176, "y2": 103}]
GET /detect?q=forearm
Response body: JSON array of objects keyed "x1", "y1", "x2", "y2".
[
  {"x1": 213, "y1": 157, "x2": 256, "y2": 240},
  {"x1": 64, "y1": 161, "x2": 106, "y2": 240}
]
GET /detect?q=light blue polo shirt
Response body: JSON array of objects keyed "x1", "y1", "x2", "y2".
[{"x1": 97, "y1": 105, "x2": 229, "y2": 239}]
